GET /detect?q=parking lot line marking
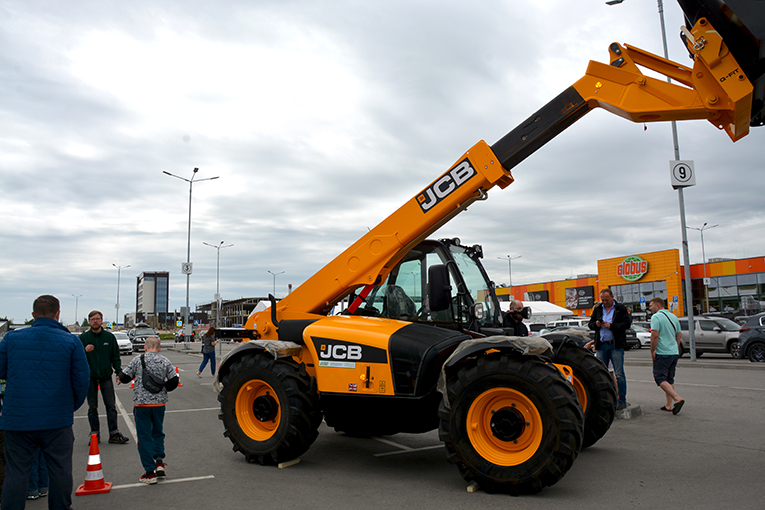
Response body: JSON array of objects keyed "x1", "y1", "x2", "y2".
[
  {"x1": 373, "y1": 437, "x2": 412, "y2": 450},
  {"x1": 112, "y1": 475, "x2": 215, "y2": 490},
  {"x1": 115, "y1": 392, "x2": 137, "y2": 442},
  {"x1": 629, "y1": 379, "x2": 765, "y2": 392},
  {"x1": 374, "y1": 445, "x2": 443, "y2": 457},
  {"x1": 165, "y1": 407, "x2": 219, "y2": 414}
]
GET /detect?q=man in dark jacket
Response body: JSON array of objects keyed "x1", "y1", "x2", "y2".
[
  {"x1": 503, "y1": 300, "x2": 529, "y2": 337},
  {"x1": 0, "y1": 294, "x2": 90, "y2": 510},
  {"x1": 80, "y1": 310, "x2": 129, "y2": 444},
  {"x1": 588, "y1": 288, "x2": 632, "y2": 409}
]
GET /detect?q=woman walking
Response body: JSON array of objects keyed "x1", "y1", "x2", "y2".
[{"x1": 197, "y1": 327, "x2": 218, "y2": 377}]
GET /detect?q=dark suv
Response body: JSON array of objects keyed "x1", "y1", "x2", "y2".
[
  {"x1": 736, "y1": 313, "x2": 765, "y2": 362},
  {"x1": 128, "y1": 323, "x2": 157, "y2": 353}
]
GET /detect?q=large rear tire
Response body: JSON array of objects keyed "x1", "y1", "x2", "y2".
[
  {"x1": 438, "y1": 354, "x2": 583, "y2": 495},
  {"x1": 218, "y1": 354, "x2": 322, "y2": 465},
  {"x1": 553, "y1": 342, "x2": 616, "y2": 449}
]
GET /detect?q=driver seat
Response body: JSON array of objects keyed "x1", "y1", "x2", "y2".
[{"x1": 384, "y1": 285, "x2": 417, "y2": 318}]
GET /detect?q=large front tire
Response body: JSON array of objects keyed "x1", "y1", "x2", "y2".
[
  {"x1": 552, "y1": 342, "x2": 616, "y2": 449},
  {"x1": 438, "y1": 354, "x2": 583, "y2": 495},
  {"x1": 218, "y1": 354, "x2": 322, "y2": 465}
]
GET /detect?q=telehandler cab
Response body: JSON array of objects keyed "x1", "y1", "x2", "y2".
[{"x1": 215, "y1": 0, "x2": 764, "y2": 495}]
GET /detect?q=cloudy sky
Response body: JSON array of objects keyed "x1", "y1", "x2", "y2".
[{"x1": 2, "y1": 0, "x2": 763, "y2": 325}]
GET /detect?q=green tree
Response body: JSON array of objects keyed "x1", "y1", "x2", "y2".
[{"x1": 81, "y1": 318, "x2": 88, "y2": 327}]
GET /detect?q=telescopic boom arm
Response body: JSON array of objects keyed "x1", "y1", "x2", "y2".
[{"x1": 248, "y1": 15, "x2": 755, "y2": 340}]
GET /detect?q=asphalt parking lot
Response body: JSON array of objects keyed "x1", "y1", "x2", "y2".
[{"x1": 34, "y1": 342, "x2": 765, "y2": 510}]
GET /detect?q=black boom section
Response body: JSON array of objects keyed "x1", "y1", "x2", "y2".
[
  {"x1": 388, "y1": 323, "x2": 470, "y2": 396},
  {"x1": 490, "y1": 86, "x2": 591, "y2": 171},
  {"x1": 277, "y1": 319, "x2": 318, "y2": 344}
]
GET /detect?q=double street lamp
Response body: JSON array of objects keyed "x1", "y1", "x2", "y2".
[
  {"x1": 71, "y1": 294, "x2": 82, "y2": 329},
  {"x1": 113, "y1": 264, "x2": 130, "y2": 327},
  {"x1": 687, "y1": 223, "x2": 718, "y2": 313},
  {"x1": 497, "y1": 255, "x2": 522, "y2": 298},
  {"x1": 268, "y1": 270, "x2": 285, "y2": 297},
  {"x1": 163, "y1": 168, "x2": 219, "y2": 332},
  {"x1": 204, "y1": 241, "x2": 233, "y2": 327}
]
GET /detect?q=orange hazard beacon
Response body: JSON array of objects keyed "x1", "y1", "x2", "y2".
[{"x1": 215, "y1": 0, "x2": 763, "y2": 496}]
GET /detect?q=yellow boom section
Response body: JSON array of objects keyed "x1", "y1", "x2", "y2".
[{"x1": 247, "y1": 17, "x2": 752, "y2": 340}]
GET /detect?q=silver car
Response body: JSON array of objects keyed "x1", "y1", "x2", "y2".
[
  {"x1": 679, "y1": 316, "x2": 740, "y2": 357},
  {"x1": 113, "y1": 331, "x2": 133, "y2": 356}
]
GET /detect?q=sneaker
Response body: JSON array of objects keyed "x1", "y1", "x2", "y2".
[
  {"x1": 155, "y1": 459, "x2": 166, "y2": 477},
  {"x1": 108, "y1": 432, "x2": 130, "y2": 444},
  {"x1": 616, "y1": 401, "x2": 628, "y2": 410},
  {"x1": 39, "y1": 488, "x2": 48, "y2": 498},
  {"x1": 139, "y1": 471, "x2": 157, "y2": 485},
  {"x1": 27, "y1": 493, "x2": 39, "y2": 500},
  {"x1": 196, "y1": 371, "x2": 201, "y2": 377}
]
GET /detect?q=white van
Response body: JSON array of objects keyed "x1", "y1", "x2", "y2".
[{"x1": 548, "y1": 318, "x2": 590, "y2": 329}]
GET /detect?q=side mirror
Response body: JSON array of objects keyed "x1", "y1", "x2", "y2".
[{"x1": 428, "y1": 264, "x2": 451, "y2": 312}]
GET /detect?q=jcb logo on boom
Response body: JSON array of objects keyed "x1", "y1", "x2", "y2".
[
  {"x1": 417, "y1": 159, "x2": 476, "y2": 213},
  {"x1": 319, "y1": 343, "x2": 363, "y2": 360}
]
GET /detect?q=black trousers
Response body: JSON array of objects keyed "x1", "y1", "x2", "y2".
[
  {"x1": 87, "y1": 377, "x2": 119, "y2": 435},
  {"x1": 1, "y1": 427, "x2": 74, "y2": 510}
]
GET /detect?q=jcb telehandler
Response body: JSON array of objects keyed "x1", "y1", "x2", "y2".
[{"x1": 215, "y1": 0, "x2": 764, "y2": 495}]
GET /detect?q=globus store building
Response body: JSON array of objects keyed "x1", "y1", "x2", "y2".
[{"x1": 496, "y1": 248, "x2": 765, "y2": 319}]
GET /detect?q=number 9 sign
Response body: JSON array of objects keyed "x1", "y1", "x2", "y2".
[{"x1": 670, "y1": 160, "x2": 696, "y2": 189}]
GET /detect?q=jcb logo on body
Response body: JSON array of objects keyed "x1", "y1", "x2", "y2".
[
  {"x1": 320, "y1": 344, "x2": 362, "y2": 360},
  {"x1": 417, "y1": 159, "x2": 476, "y2": 213}
]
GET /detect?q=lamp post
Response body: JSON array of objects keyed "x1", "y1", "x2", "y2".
[
  {"x1": 268, "y1": 270, "x2": 285, "y2": 297},
  {"x1": 497, "y1": 255, "x2": 522, "y2": 298},
  {"x1": 112, "y1": 264, "x2": 130, "y2": 328},
  {"x1": 687, "y1": 223, "x2": 718, "y2": 313},
  {"x1": 204, "y1": 241, "x2": 233, "y2": 327},
  {"x1": 71, "y1": 294, "x2": 82, "y2": 329},
  {"x1": 606, "y1": 0, "x2": 697, "y2": 360},
  {"x1": 163, "y1": 168, "x2": 219, "y2": 333}
]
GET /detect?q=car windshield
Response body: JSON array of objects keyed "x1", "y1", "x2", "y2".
[
  {"x1": 632, "y1": 325, "x2": 648, "y2": 332},
  {"x1": 135, "y1": 328, "x2": 155, "y2": 336},
  {"x1": 714, "y1": 318, "x2": 742, "y2": 331},
  {"x1": 114, "y1": 332, "x2": 129, "y2": 340}
]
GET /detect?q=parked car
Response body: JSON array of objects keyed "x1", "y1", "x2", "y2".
[
  {"x1": 678, "y1": 316, "x2": 740, "y2": 357},
  {"x1": 547, "y1": 318, "x2": 590, "y2": 329},
  {"x1": 128, "y1": 323, "x2": 157, "y2": 352},
  {"x1": 546, "y1": 325, "x2": 640, "y2": 350},
  {"x1": 736, "y1": 312, "x2": 765, "y2": 362},
  {"x1": 113, "y1": 331, "x2": 133, "y2": 356},
  {"x1": 632, "y1": 325, "x2": 652, "y2": 348}
]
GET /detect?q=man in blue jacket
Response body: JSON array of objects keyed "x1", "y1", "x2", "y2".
[{"x1": 0, "y1": 295, "x2": 90, "y2": 510}]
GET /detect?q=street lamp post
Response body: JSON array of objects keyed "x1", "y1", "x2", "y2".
[
  {"x1": 71, "y1": 294, "x2": 82, "y2": 329},
  {"x1": 112, "y1": 264, "x2": 130, "y2": 327},
  {"x1": 163, "y1": 168, "x2": 219, "y2": 333},
  {"x1": 268, "y1": 270, "x2": 285, "y2": 297},
  {"x1": 687, "y1": 223, "x2": 718, "y2": 313},
  {"x1": 606, "y1": 0, "x2": 698, "y2": 360},
  {"x1": 203, "y1": 241, "x2": 233, "y2": 327},
  {"x1": 497, "y1": 255, "x2": 522, "y2": 298}
]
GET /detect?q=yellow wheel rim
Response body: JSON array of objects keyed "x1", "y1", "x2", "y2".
[
  {"x1": 466, "y1": 387, "x2": 543, "y2": 466},
  {"x1": 235, "y1": 380, "x2": 281, "y2": 441},
  {"x1": 571, "y1": 375, "x2": 588, "y2": 413}
]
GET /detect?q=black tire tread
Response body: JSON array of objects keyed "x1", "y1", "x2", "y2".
[
  {"x1": 553, "y1": 342, "x2": 616, "y2": 448},
  {"x1": 438, "y1": 354, "x2": 583, "y2": 495},
  {"x1": 218, "y1": 354, "x2": 322, "y2": 465}
]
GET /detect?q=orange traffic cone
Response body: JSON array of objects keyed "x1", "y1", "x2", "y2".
[
  {"x1": 76, "y1": 433, "x2": 113, "y2": 495},
  {"x1": 129, "y1": 378, "x2": 135, "y2": 389},
  {"x1": 175, "y1": 366, "x2": 182, "y2": 387}
]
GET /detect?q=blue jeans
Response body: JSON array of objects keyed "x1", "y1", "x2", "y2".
[
  {"x1": 28, "y1": 449, "x2": 49, "y2": 497},
  {"x1": 134, "y1": 406, "x2": 166, "y2": 473},
  {"x1": 2, "y1": 427, "x2": 74, "y2": 510},
  {"x1": 198, "y1": 351, "x2": 216, "y2": 376},
  {"x1": 596, "y1": 343, "x2": 627, "y2": 402}
]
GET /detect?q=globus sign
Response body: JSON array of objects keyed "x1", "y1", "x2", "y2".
[{"x1": 617, "y1": 255, "x2": 648, "y2": 282}]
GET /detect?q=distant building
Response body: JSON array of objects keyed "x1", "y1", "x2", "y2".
[
  {"x1": 136, "y1": 271, "x2": 169, "y2": 314},
  {"x1": 196, "y1": 297, "x2": 270, "y2": 328}
]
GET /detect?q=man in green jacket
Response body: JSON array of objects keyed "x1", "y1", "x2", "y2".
[{"x1": 80, "y1": 310, "x2": 129, "y2": 444}]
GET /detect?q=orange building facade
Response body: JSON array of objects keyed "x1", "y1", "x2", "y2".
[{"x1": 496, "y1": 249, "x2": 765, "y2": 318}]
